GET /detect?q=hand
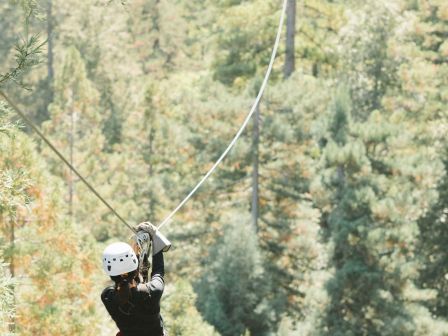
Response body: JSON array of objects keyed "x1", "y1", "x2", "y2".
[{"x1": 136, "y1": 222, "x2": 157, "y2": 238}]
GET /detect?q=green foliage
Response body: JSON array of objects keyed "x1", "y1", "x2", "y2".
[
  {"x1": 0, "y1": 35, "x2": 45, "y2": 88},
  {"x1": 196, "y1": 214, "x2": 272, "y2": 336},
  {"x1": 254, "y1": 74, "x2": 331, "y2": 325},
  {"x1": 1, "y1": 0, "x2": 448, "y2": 335},
  {"x1": 162, "y1": 280, "x2": 219, "y2": 336},
  {"x1": 296, "y1": 0, "x2": 345, "y2": 77},
  {"x1": 328, "y1": 86, "x2": 351, "y2": 145},
  {"x1": 212, "y1": 0, "x2": 281, "y2": 86},
  {"x1": 13, "y1": 0, "x2": 39, "y2": 16},
  {"x1": 41, "y1": 46, "x2": 130, "y2": 239},
  {"x1": 0, "y1": 252, "x2": 14, "y2": 336},
  {"x1": 0, "y1": 100, "x2": 102, "y2": 335},
  {"x1": 0, "y1": 1, "x2": 44, "y2": 89},
  {"x1": 314, "y1": 84, "x2": 446, "y2": 335},
  {"x1": 340, "y1": 1, "x2": 400, "y2": 119},
  {"x1": 417, "y1": 154, "x2": 448, "y2": 316}
]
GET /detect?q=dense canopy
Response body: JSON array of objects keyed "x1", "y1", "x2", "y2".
[{"x1": 1, "y1": 0, "x2": 447, "y2": 335}]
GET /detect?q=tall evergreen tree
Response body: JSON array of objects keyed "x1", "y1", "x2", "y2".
[
  {"x1": 396, "y1": 0, "x2": 448, "y2": 324},
  {"x1": 196, "y1": 213, "x2": 272, "y2": 336},
  {"x1": 0, "y1": 103, "x2": 101, "y2": 335},
  {"x1": 314, "y1": 84, "x2": 447, "y2": 335},
  {"x1": 0, "y1": 252, "x2": 14, "y2": 336},
  {"x1": 284, "y1": 0, "x2": 297, "y2": 78},
  {"x1": 257, "y1": 74, "x2": 331, "y2": 324},
  {"x1": 339, "y1": 1, "x2": 399, "y2": 120},
  {"x1": 162, "y1": 280, "x2": 220, "y2": 336},
  {"x1": 294, "y1": 0, "x2": 345, "y2": 77},
  {"x1": 41, "y1": 47, "x2": 128, "y2": 239},
  {"x1": 212, "y1": 0, "x2": 282, "y2": 86}
]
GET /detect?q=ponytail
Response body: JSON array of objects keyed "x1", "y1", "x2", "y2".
[
  {"x1": 117, "y1": 278, "x2": 131, "y2": 305},
  {"x1": 111, "y1": 270, "x2": 137, "y2": 306}
]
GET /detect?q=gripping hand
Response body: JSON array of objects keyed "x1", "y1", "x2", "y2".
[
  {"x1": 136, "y1": 221, "x2": 171, "y2": 255},
  {"x1": 136, "y1": 222, "x2": 157, "y2": 239}
]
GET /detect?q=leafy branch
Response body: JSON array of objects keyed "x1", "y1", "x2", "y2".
[
  {"x1": 0, "y1": 34, "x2": 46, "y2": 89},
  {"x1": 0, "y1": 1, "x2": 45, "y2": 89}
]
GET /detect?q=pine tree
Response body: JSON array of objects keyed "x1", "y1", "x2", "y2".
[
  {"x1": 0, "y1": 1, "x2": 44, "y2": 90},
  {"x1": 0, "y1": 103, "x2": 101, "y2": 335},
  {"x1": 256, "y1": 73, "x2": 332, "y2": 324},
  {"x1": 0, "y1": 253, "x2": 14, "y2": 336},
  {"x1": 295, "y1": 0, "x2": 345, "y2": 77},
  {"x1": 396, "y1": 0, "x2": 448, "y2": 324},
  {"x1": 41, "y1": 46, "x2": 130, "y2": 239},
  {"x1": 314, "y1": 83, "x2": 447, "y2": 335},
  {"x1": 211, "y1": 0, "x2": 283, "y2": 86},
  {"x1": 162, "y1": 280, "x2": 220, "y2": 336},
  {"x1": 339, "y1": 1, "x2": 400, "y2": 120},
  {"x1": 284, "y1": 0, "x2": 297, "y2": 78},
  {"x1": 417, "y1": 154, "x2": 448, "y2": 317},
  {"x1": 125, "y1": 0, "x2": 193, "y2": 75},
  {"x1": 196, "y1": 213, "x2": 272, "y2": 336}
]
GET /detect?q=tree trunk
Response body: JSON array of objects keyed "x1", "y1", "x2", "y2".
[
  {"x1": 68, "y1": 105, "x2": 75, "y2": 219},
  {"x1": 9, "y1": 219, "x2": 14, "y2": 277},
  {"x1": 46, "y1": 0, "x2": 54, "y2": 109},
  {"x1": 251, "y1": 104, "x2": 260, "y2": 232},
  {"x1": 337, "y1": 165, "x2": 345, "y2": 200},
  {"x1": 9, "y1": 218, "x2": 16, "y2": 333},
  {"x1": 147, "y1": 124, "x2": 156, "y2": 219},
  {"x1": 284, "y1": 0, "x2": 297, "y2": 78}
]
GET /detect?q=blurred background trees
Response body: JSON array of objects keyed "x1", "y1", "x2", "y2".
[{"x1": 1, "y1": 0, "x2": 448, "y2": 335}]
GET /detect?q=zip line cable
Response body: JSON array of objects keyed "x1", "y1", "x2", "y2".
[
  {"x1": 157, "y1": 0, "x2": 288, "y2": 230},
  {"x1": 0, "y1": 0, "x2": 286, "y2": 234},
  {"x1": 0, "y1": 91, "x2": 136, "y2": 234}
]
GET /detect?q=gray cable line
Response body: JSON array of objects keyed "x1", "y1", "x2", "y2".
[
  {"x1": 0, "y1": 90, "x2": 136, "y2": 234},
  {"x1": 157, "y1": 0, "x2": 288, "y2": 230}
]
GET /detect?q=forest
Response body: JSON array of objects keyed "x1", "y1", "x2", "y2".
[{"x1": 1, "y1": 0, "x2": 448, "y2": 335}]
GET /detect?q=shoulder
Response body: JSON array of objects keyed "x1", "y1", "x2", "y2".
[
  {"x1": 137, "y1": 283, "x2": 149, "y2": 294},
  {"x1": 101, "y1": 286, "x2": 115, "y2": 303}
]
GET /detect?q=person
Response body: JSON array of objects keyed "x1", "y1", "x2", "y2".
[{"x1": 101, "y1": 223, "x2": 167, "y2": 336}]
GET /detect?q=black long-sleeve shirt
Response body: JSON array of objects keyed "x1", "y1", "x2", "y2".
[{"x1": 101, "y1": 252, "x2": 165, "y2": 336}]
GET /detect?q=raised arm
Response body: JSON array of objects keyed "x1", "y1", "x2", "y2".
[
  {"x1": 148, "y1": 251, "x2": 164, "y2": 302},
  {"x1": 136, "y1": 222, "x2": 166, "y2": 303}
]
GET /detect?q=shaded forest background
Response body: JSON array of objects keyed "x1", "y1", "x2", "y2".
[{"x1": 1, "y1": 0, "x2": 448, "y2": 335}]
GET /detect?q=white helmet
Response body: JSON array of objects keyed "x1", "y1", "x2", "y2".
[{"x1": 102, "y1": 242, "x2": 138, "y2": 276}]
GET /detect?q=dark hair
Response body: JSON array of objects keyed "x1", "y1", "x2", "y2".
[{"x1": 111, "y1": 270, "x2": 138, "y2": 305}]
